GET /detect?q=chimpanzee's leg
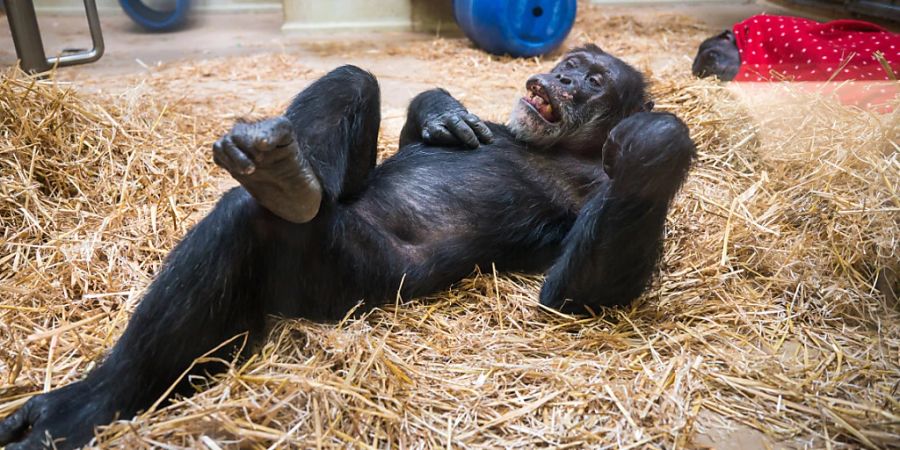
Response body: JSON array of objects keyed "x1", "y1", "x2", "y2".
[
  {"x1": 539, "y1": 112, "x2": 695, "y2": 314},
  {"x1": 284, "y1": 65, "x2": 380, "y2": 203},
  {"x1": 0, "y1": 190, "x2": 270, "y2": 450},
  {"x1": 0, "y1": 66, "x2": 381, "y2": 450}
]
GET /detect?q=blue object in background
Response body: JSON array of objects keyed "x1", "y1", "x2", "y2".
[
  {"x1": 453, "y1": 0, "x2": 577, "y2": 58},
  {"x1": 119, "y1": 0, "x2": 191, "y2": 31}
]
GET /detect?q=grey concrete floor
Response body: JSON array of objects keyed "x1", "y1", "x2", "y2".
[{"x1": 0, "y1": 1, "x2": 820, "y2": 115}]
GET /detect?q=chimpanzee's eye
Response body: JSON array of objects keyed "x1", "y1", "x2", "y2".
[
  {"x1": 589, "y1": 74, "x2": 603, "y2": 87},
  {"x1": 565, "y1": 59, "x2": 577, "y2": 69}
]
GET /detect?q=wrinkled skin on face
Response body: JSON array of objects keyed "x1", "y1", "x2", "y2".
[
  {"x1": 692, "y1": 30, "x2": 741, "y2": 81},
  {"x1": 508, "y1": 44, "x2": 652, "y2": 154}
]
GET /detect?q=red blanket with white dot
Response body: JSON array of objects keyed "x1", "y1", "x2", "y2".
[{"x1": 732, "y1": 14, "x2": 899, "y2": 108}]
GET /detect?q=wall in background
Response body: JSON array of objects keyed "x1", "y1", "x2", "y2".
[
  {"x1": 33, "y1": 0, "x2": 750, "y2": 29},
  {"x1": 282, "y1": 0, "x2": 409, "y2": 32},
  {"x1": 36, "y1": 0, "x2": 752, "y2": 14},
  {"x1": 34, "y1": 0, "x2": 281, "y2": 13},
  {"x1": 32, "y1": 0, "x2": 456, "y2": 32},
  {"x1": 281, "y1": 0, "x2": 455, "y2": 33}
]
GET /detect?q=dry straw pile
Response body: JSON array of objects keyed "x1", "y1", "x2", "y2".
[{"x1": 1, "y1": 6, "x2": 898, "y2": 449}]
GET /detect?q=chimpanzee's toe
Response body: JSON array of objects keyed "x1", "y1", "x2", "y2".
[
  {"x1": 0, "y1": 381, "x2": 115, "y2": 450},
  {"x1": 213, "y1": 116, "x2": 300, "y2": 177},
  {"x1": 229, "y1": 116, "x2": 295, "y2": 154},
  {"x1": 0, "y1": 402, "x2": 31, "y2": 445}
]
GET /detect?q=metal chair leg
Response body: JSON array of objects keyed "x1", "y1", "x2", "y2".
[{"x1": 6, "y1": 0, "x2": 105, "y2": 74}]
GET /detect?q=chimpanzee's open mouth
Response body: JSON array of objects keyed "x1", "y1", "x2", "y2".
[{"x1": 522, "y1": 84, "x2": 559, "y2": 123}]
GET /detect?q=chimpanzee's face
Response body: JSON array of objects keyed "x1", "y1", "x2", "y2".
[
  {"x1": 692, "y1": 30, "x2": 740, "y2": 81},
  {"x1": 509, "y1": 46, "x2": 648, "y2": 152}
]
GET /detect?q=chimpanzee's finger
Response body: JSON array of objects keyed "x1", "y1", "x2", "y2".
[
  {"x1": 0, "y1": 402, "x2": 31, "y2": 444},
  {"x1": 218, "y1": 136, "x2": 256, "y2": 175},
  {"x1": 422, "y1": 124, "x2": 456, "y2": 145},
  {"x1": 445, "y1": 115, "x2": 480, "y2": 149},
  {"x1": 464, "y1": 113, "x2": 493, "y2": 144}
]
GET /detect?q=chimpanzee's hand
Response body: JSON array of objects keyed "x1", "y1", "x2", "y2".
[
  {"x1": 0, "y1": 380, "x2": 116, "y2": 450},
  {"x1": 403, "y1": 88, "x2": 493, "y2": 149},
  {"x1": 420, "y1": 109, "x2": 493, "y2": 149}
]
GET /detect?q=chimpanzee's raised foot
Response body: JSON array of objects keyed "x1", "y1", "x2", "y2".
[{"x1": 213, "y1": 116, "x2": 323, "y2": 223}]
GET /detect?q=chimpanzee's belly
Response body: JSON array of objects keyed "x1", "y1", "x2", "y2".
[{"x1": 347, "y1": 143, "x2": 608, "y2": 278}]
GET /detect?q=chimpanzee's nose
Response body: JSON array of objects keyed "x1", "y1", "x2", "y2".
[{"x1": 556, "y1": 73, "x2": 572, "y2": 85}]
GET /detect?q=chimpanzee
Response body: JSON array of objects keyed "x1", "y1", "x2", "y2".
[
  {"x1": 0, "y1": 45, "x2": 695, "y2": 449},
  {"x1": 692, "y1": 30, "x2": 740, "y2": 81}
]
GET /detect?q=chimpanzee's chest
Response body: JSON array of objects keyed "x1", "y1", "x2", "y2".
[
  {"x1": 512, "y1": 150, "x2": 609, "y2": 214},
  {"x1": 370, "y1": 142, "x2": 608, "y2": 219}
]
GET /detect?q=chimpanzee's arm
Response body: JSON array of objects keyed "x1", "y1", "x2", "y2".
[
  {"x1": 399, "y1": 88, "x2": 493, "y2": 149},
  {"x1": 539, "y1": 112, "x2": 695, "y2": 314}
]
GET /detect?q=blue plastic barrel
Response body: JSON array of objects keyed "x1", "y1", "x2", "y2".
[
  {"x1": 119, "y1": 0, "x2": 191, "y2": 31},
  {"x1": 453, "y1": 0, "x2": 577, "y2": 57}
]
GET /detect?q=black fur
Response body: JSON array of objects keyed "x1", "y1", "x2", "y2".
[
  {"x1": 692, "y1": 30, "x2": 741, "y2": 81},
  {"x1": 0, "y1": 48, "x2": 695, "y2": 449}
]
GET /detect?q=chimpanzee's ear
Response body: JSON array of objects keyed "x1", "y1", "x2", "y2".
[
  {"x1": 718, "y1": 30, "x2": 736, "y2": 43},
  {"x1": 629, "y1": 100, "x2": 654, "y2": 115}
]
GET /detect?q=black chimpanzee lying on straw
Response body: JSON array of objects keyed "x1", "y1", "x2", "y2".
[{"x1": 0, "y1": 44, "x2": 695, "y2": 449}]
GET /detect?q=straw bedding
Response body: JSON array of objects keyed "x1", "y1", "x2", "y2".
[{"x1": 1, "y1": 5, "x2": 898, "y2": 449}]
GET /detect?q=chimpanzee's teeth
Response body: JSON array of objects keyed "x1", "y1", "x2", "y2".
[{"x1": 525, "y1": 89, "x2": 553, "y2": 119}]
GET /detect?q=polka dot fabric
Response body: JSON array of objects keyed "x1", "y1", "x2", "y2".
[{"x1": 733, "y1": 14, "x2": 900, "y2": 108}]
